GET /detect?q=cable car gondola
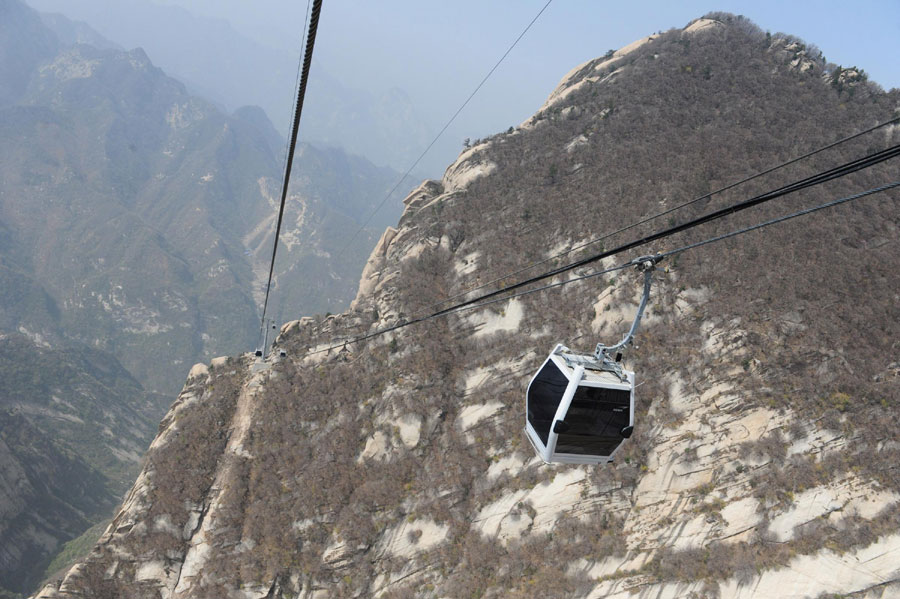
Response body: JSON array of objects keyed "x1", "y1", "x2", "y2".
[
  {"x1": 525, "y1": 256, "x2": 659, "y2": 464},
  {"x1": 525, "y1": 345, "x2": 634, "y2": 464}
]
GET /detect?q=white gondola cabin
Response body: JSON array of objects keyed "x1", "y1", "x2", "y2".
[
  {"x1": 524, "y1": 258, "x2": 659, "y2": 465},
  {"x1": 525, "y1": 344, "x2": 634, "y2": 464}
]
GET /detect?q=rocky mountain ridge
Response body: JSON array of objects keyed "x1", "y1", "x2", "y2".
[
  {"x1": 25, "y1": 0, "x2": 438, "y2": 174},
  {"x1": 37, "y1": 15, "x2": 900, "y2": 599}
]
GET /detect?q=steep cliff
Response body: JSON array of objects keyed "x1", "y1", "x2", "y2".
[{"x1": 38, "y1": 15, "x2": 900, "y2": 599}]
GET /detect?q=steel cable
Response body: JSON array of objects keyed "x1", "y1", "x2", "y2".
[
  {"x1": 259, "y1": 0, "x2": 323, "y2": 339},
  {"x1": 333, "y1": 0, "x2": 556, "y2": 263},
  {"x1": 298, "y1": 178, "x2": 898, "y2": 357},
  {"x1": 428, "y1": 116, "x2": 900, "y2": 310},
  {"x1": 425, "y1": 142, "x2": 900, "y2": 318}
]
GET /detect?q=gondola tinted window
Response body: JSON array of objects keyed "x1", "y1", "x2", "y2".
[
  {"x1": 555, "y1": 386, "x2": 630, "y2": 456},
  {"x1": 526, "y1": 361, "x2": 569, "y2": 445}
]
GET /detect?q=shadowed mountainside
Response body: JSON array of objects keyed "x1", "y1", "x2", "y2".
[
  {"x1": 0, "y1": 333, "x2": 168, "y2": 595},
  {"x1": 1, "y1": 0, "x2": 410, "y2": 593}
]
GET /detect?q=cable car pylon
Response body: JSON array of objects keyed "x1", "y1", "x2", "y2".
[{"x1": 524, "y1": 255, "x2": 662, "y2": 465}]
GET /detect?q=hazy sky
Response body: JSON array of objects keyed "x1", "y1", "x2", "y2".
[{"x1": 155, "y1": 0, "x2": 899, "y2": 147}]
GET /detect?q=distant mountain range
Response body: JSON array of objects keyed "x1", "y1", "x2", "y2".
[
  {"x1": 1, "y1": 0, "x2": 406, "y2": 393},
  {"x1": 0, "y1": 333, "x2": 168, "y2": 595},
  {"x1": 25, "y1": 0, "x2": 440, "y2": 174}
]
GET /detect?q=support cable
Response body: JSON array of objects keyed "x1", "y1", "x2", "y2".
[
  {"x1": 278, "y1": 0, "x2": 314, "y2": 183},
  {"x1": 301, "y1": 180, "x2": 899, "y2": 357},
  {"x1": 426, "y1": 142, "x2": 900, "y2": 317},
  {"x1": 333, "y1": 0, "x2": 555, "y2": 263},
  {"x1": 258, "y1": 0, "x2": 323, "y2": 342},
  {"x1": 431, "y1": 115, "x2": 900, "y2": 310}
]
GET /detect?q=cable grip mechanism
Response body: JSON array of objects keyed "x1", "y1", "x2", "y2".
[{"x1": 594, "y1": 254, "x2": 663, "y2": 363}]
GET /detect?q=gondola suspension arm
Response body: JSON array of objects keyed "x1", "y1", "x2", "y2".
[{"x1": 594, "y1": 255, "x2": 661, "y2": 359}]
